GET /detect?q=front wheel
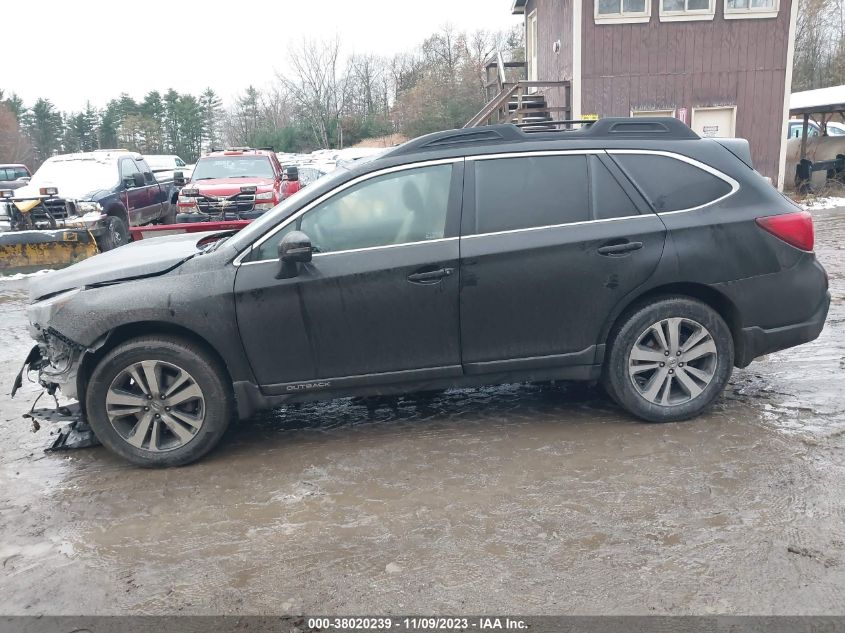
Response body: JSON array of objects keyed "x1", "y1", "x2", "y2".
[
  {"x1": 603, "y1": 297, "x2": 734, "y2": 422},
  {"x1": 95, "y1": 216, "x2": 129, "y2": 251},
  {"x1": 85, "y1": 336, "x2": 233, "y2": 467}
]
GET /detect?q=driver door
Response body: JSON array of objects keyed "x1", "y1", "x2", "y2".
[{"x1": 233, "y1": 160, "x2": 464, "y2": 394}]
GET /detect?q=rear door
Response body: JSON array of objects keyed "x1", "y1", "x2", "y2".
[
  {"x1": 233, "y1": 160, "x2": 464, "y2": 393},
  {"x1": 459, "y1": 151, "x2": 667, "y2": 373}
]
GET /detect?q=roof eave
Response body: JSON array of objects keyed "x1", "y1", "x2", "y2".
[{"x1": 512, "y1": 0, "x2": 528, "y2": 14}]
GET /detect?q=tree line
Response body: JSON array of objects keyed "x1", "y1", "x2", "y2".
[
  {"x1": 0, "y1": 25, "x2": 522, "y2": 170},
  {"x1": 792, "y1": 0, "x2": 845, "y2": 91}
]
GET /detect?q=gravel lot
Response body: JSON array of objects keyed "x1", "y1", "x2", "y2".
[{"x1": 0, "y1": 209, "x2": 843, "y2": 616}]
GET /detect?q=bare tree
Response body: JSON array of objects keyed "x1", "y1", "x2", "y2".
[
  {"x1": 0, "y1": 103, "x2": 34, "y2": 166},
  {"x1": 279, "y1": 37, "x2": 350, "y2": 148}
]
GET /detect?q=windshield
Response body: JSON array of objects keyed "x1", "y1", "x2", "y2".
[
  {"x1": 192, "y1": 156, "x2": 274, "y2": 180},
  {"x1": 227, "y1": 166, "x2": 351, "y2": 252},
  {"x1": 29, "y1": 159, "x2": 117, "y2": 194}
]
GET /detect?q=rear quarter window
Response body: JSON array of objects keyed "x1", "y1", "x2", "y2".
[{"x1": 613, "y1": 154, "x2": 733, "y2": 212}]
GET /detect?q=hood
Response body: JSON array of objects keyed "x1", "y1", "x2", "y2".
[
  {"x1": 15, "y1": 182, "x2": 101, "y2": 201},
  {"x1": 191, "y1": 177, "x2": 275, "y2": 197},
  {"x1": 28, "y1": 232, "x2": 210, "y2": 301}
]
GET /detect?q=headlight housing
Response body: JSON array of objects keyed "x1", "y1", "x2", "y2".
[
  {"x1": 255, "y1": 191, "x2": 274, "y2": 201},
  {"x1": 77, "y1": 201, "x2": 102, "y2": 214},
  {"x1": 28, "y1": 288, "x2": 82, "y2": 331}
]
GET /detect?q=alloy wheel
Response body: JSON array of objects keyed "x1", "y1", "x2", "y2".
[
  {"x1": 628, "y1": 317, "x2": 718, "y2": 407},
  {"x1": 105, "y1": 360, "x2": 206, "y2": 452}
]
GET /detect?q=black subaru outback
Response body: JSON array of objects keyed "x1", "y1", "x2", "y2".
[{"x1": 13, "y1": 118, "x2": 830, "y2": 467}]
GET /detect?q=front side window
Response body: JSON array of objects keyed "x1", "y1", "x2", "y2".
[
  {"x1": 251, "y1": 164, "x2": 452, "y2": 261},
  {"x1": 613, "y1": 154, "x2": 733, "y2": 212},
  {"x1": 596, "y1": 0, "x2": 651, "y2": 22},
  {"x1": 474, "y1": 155, "x2": 589, "y2": 234},
  {"x1": 660, "y1": 0, "x2": 715, "y2": 20},
  {"x1": 725, "y1": 0, "x2": 778, "y2": 18},
  {"x1": 120, "y1": 159, "x2": 140, "y2": 181}
]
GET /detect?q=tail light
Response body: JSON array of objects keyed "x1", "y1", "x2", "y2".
[{"x1": 756, "y1": 211, "x2": 814, "y2": 251}]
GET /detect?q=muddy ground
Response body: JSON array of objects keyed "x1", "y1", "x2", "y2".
[{"x1": 0, "y1": 209, "x2": 843, "y2": 616}]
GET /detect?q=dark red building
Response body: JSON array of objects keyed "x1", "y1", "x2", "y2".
[{"x1": 506, "y1": 0, "x2": 797, "y2": 187}]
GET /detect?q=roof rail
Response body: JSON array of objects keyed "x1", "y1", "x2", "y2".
[
  {"x1": 582, "y1": 117, "x2": 699, "y2": 139},
  {"x1": 383, "y1": 117, "x2": 699, "y2": 158},
  {"x1": 382, "y1": 125, "x2": 524, "y2": 158}
]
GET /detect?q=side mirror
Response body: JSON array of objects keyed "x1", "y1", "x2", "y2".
[
  {"x1": 16, "y1": 176, "x2": 30, "y2": 184},
  {"x1": 276, "y1": 231, "x2": 313, "y2": 279},
  {"x1": 173, "y1": 171, "x2": 186, "y2": 186},
  {"x1": 125, "y1": 172, "x2": 145, "y2": 188}
]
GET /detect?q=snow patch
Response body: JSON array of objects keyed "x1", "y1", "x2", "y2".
[
  {"x1": 0, "y1": 269, "x2": 51, "y2": 281},
  {"x1": 800, "y1": 196, "x2": 845, "y2": 211}
]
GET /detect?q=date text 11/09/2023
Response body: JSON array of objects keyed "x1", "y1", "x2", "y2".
[{"x1": 306, "y1": 617, "x2": 528, "y2": 631}]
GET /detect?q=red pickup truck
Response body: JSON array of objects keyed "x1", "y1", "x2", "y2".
[{"x1": 175, "y1": 147, "x2": 285, "y2": 222}]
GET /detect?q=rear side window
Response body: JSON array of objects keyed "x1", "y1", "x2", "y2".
[
  {"x1": 590, "y1": 156, "x2": 639, "y2": 220},
  {"x1": 613, "y1": 154, "x2": 732, "y2": 212},
  {"x1": 474, "y1": 155, "x2": 589, "y2": 233}
]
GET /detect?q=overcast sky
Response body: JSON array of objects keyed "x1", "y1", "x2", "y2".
[{"x1": 4, "y1": 0, "x2": 520, "y2": 112}]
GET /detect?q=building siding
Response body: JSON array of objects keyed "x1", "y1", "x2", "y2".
[
  {"x1": 579, "y1": 0, "x2": 792, "y2": 181},
  {"x1": 525, "y1": 0, "x2": 574, "y2": 110}
]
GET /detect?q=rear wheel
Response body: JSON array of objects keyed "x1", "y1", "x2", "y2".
[
  {"x1": 158, "y1": 202, "x2": 177, "y2": 225},
  {"x1": 603, "y1": 297, "x2": 733, "y2": 422},
  {"x1": 96, "y1": 216, "x2": 129, "y2": 251},
  {"x1": 85, "y1": 336, "x2": 233, "y2": 467}
]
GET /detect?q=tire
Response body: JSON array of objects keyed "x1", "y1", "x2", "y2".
[
  {"x1": 603, "y1": 297, "x2": 734, "y2": 423},
  {"x1": 85, "y1": 335, "x2": 233, "y2": 467},
  {"x1": 158, "y1": 202, "x2": 177, "y2": 225},
  {"x1": 95, "y1": 215, "x2": 129, "y2": 251}
]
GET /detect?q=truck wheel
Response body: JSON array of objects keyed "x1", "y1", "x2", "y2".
[
  {"x1": 85, "y1": 335, "x2": 233, "y2": 467},
  {"x1": 96, "y1": 216, "x2": 129, "y2": 251},
  {"x1": 603, "y1": 297, "x2": 734, "y2": 423},
  {"x1": 158, "y1": 203, "x2": 177, "y2": 225}
]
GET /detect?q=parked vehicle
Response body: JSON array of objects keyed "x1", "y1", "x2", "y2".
[
  {"x1": 0, "y1": 164, "x2": 31, "y2": 190},
  {"x1": 297, "y1": 164, "x2": 333, "y2": 188},
  {"x1": 0, "y1": 151, "x2": 181, "y2": 271},
  {"x1": 175, "y1": 148, "x2": 283, "y2": 223},
  {"x1": 787, "y1": 119, "x2": 845, "y2": 138},
  {"x1": 785, "y1": 119, "x2": 845, "y2": 190},
  {"x1": 144, "y1": 154, "x2": 194, "y2": 181},
  {"x1": 13, "y1": 118, "x2": 830, "y2": 467},
  {"x1": 281, "y1": 166, "x2": 301, "y2": 199}
]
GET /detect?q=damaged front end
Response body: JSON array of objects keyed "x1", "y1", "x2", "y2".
[{"x1": 11, "y1": 303, "x2": 101, "y2": 451}]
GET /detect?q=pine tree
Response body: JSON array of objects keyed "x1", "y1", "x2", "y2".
[
  {"x1": 24, "y1": 99, "x2": 63, "y2": 164},
  {"x1": 200, "y1": 88, "x2": 223, "y2": 152}
]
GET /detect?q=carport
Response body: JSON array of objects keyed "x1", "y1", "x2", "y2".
[{"x1": 789, "y1": 85, "x2": 845, "y2": 191}]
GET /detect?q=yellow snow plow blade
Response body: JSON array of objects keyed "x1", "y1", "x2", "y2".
[
  {"x1": 13, "y1": 199, "x2": 40, "y2": 214},
  {"x1": 0, "y1": 229, "x2": 98, "y2": 274}
]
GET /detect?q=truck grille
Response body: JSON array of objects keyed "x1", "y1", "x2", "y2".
[
  {"x1": 30, "y1": 198, "x2": 71, "y2": 221},
  {"x1": 195, "y1": 193, "x2": 255, "y2": 215}
]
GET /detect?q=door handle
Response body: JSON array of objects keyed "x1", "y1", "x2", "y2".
[
  {"x1": 597, "y1": 241, "x2": 643, "y2": 256},
  {"x1": 407, "y1": 267, "x2": 454, "y2": 284}
]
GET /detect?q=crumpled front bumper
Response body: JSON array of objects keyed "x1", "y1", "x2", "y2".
[{"x1": 12, "y1": 327, "x2": 86, "y2": 400}]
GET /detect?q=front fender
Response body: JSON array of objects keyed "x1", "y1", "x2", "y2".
[{"x1": 41, "y1": 257, "x2": 255, "y2": 386}]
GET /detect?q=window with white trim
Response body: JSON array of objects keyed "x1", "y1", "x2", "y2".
[
  {"x1": 724, "y1": 0, "x2": 778, "y2": 18},
  {"x1": 595, "y1": 0, "x2": 651, "y2": 23},
  {"x1": 660, "y1": 0, "x2": 715, "y2": 21}
]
